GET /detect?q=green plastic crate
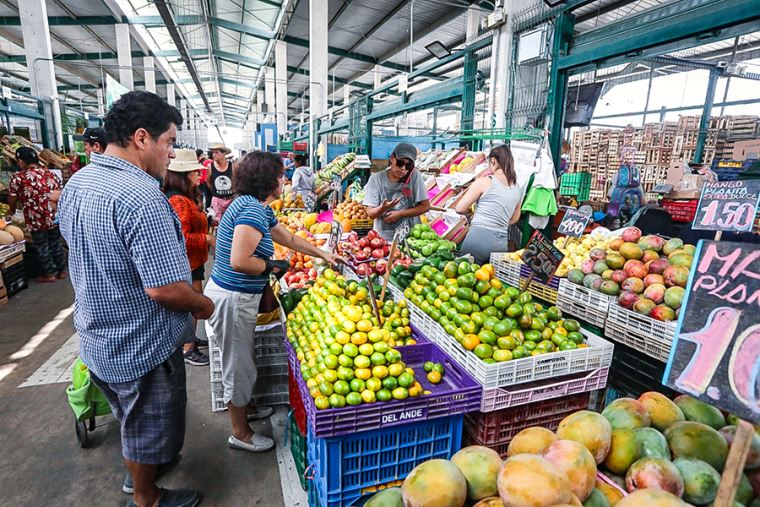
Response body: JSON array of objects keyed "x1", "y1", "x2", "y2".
[
  {"x1": 289, "y1": 410, "x2": 308, "y2": 491},
  {"x1": 559, "y1": 172, "x2": 592, "y2": 201}
]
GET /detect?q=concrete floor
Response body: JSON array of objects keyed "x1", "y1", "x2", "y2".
[{"x1": 0, "y1": 278, "x2": 298, "y2": 507}]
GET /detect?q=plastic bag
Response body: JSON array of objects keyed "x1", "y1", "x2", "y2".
[{"x1": 65, "y1": 358, "x2": 111, "y2": 421}]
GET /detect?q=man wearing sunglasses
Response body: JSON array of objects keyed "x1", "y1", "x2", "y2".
[{"x1": 363, "y1": 142, "x2": 430, "y2": 241}]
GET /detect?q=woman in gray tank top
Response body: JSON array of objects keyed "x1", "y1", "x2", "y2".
[{"x1": 456, "y1": 145, "x2": 524, "y2": 264}]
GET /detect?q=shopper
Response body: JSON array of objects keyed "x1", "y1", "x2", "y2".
[
  {"x1": 204, "y1": 151, "x2": 343, "y2": 453},
  {"x1": 363, "y1": 142, "x2": 430, "y2": 241},
  {"x1": 71, "y1": 128, "x2": 108, "y2": 173},
  {"x1": 59, "y1": 90, "x2": 213, "y2": 507},
  {"x1": 283, "y1": 152, "x2": 296, "y2": 181},
  {"x1": 207, "y1": 142, "x2": 233, "y2": 222},
  {"x1": 163, "y1": 149, "x2": 215, "y2": 367},
  {"x1": 456, "y1": 144, "x2": 523, "y2": 264},
  {"x1": 195, "y1": 149, "x2": 212, "y2": 209},
  {"x1": 290, "y1": 154, "x2": 316, "y2": 203},
  {"x1": 8, "y1": 147, "x2": 67, "y2": 282}
]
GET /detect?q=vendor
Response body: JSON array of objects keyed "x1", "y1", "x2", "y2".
[
  {"x1": 291, "y1": 154, "x2": 316, "y2": 204},
  {"x1": 283, "y1": 152, "x2": 296, "y2": 181},
  {"x1": 456, "y1": 145, "x2": 523, "y2": 264},
  {"x1": 363, "y1": 142, "x2": 430, "y2": 241},
  {"x1": 70, "y1": 128, "x2": 108, "y2": 173}
]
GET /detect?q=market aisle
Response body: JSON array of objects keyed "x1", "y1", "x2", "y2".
[{"x1": 0, "y1": 281, "x2": 289, "y2": 506}]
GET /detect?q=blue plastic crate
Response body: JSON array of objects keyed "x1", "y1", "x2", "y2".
[{"x1": 307, "y1": 414, "x2": 463, "y2": 507}]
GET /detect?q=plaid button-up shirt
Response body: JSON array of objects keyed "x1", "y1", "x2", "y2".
[{"x1": 59, "y1": 153, "x2": 193, "y2": 383}]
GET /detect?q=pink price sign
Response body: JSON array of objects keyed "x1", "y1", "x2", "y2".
[{"x1": 663, "y1": 240, "x2": 760, "y2": 423}]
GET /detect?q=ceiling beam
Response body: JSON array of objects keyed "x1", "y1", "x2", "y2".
[
  {"x1": 285, "y1": 65, "x2": 374, "y2": 90},
  {"x1": 282, "y1": 35, "x2": 409, "y2": 73},
  {"x1": 575, "y1": 0, "x2": 641, "y2": 25}
]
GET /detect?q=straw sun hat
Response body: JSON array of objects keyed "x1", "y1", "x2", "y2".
[
  {"x1": 168, "y1": 149, "x2": 205, "y2": 172},
  {"x1": 208, "y1": 141, "x2": 231, "y2": 154}
]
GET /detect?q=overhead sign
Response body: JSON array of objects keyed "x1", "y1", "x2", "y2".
[
  {"x1": 521, "y1": 230, "x2": 565, "y2": 284},
  {"x1": 692, "y1": 180, "x2": 760, "y2": 233},
  {"x1": 557, "y1": 207, "x2": 592, "y2": 238},
  {"x1": 105, "y1": 75, "x2": 130, "y2": 109},
  {"x1": 663, "y1": 240, "x2": 760, "y2": 423}
]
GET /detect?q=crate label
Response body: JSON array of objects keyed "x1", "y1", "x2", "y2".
[
  {"x1": 663, "y1": 240, "x2": 760, "y2": 423},
  {"x1": 692, "y1": 180, "x2": 760, "y2": 232},
  {"x1": 382, "y1": 407, "x2": 427, "y2": 424},
  {"x1": 557, "y1": 207, "x2": 591, "y2": 238}
]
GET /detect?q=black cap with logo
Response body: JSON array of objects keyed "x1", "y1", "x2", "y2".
[
  {"x1": 15, "y1": 146, "x2": 39, "y2": 165},
  {"x1": 73, "y1": 128, "x2": 108, "y2": 148}
]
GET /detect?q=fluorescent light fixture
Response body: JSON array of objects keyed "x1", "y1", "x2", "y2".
[{"x1": 425, "y1": 41, "x2": 451, "y2": 60}]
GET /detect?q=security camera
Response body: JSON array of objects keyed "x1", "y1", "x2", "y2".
[{"x1": 715, "y1": 60, "x2": 728, "y2": 69}]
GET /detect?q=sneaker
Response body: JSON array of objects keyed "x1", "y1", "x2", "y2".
[
  {"x1": 227, "y1": 433, "x2": 275, "y2": 453},
  {"x1": 126, "y1": 488, "x2": 201, "y2": 507},
  {"x1": 194, "y1": 337, "x2": 209, "y2": 349},
  {"x1": 183, "y1": 348, "x2": 209, "y2": 366},
  {"x1": 122, "y1": 454, "x2": 182, "y2": 494},
  {"x1": 246, "y1": 406, "x2": 274, "y2": 421}
]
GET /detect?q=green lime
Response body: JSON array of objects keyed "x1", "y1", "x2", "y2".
[
  {"x1": 397, "y1": 372, "x2": 415, "y2": 388},
  {"x1": 559, "y1": 340, "x2": 577, "y2": 351},
  {"x1": 370, "y1": 352, "x2": 387, "y2": 366},
  {"x1": 333, "y1": 380, "x2": 350, "y2": 396},
  {"x1": 392, "y1": 387, "x2": 409, "y2": 400},
  {"x1": 432, "y1": 362, "x2": 445, "y2": 375},
  {"x1": 523, "y1": 340, "x2": 537, "y2": 351},
  {"x1": 319, "y1": 381, "x2": 334, "y2": 396},
  {"x1": 385, "y1": 349, "x2": 402, "y2": 363},
  {"x1": 376, "y1": 388, "x2": 392, "y2": 402},
  {"x1": 564, "y1": 319, "x2": 580, "y2": 332},
  {"x1": 493, "y1": 349, "x2": 513, "y2": 362},
  {"x1": 567, "y1": 331, "x2": 584, "y2": 344},
  {"x1": 382, "y1": 376, "x2": 398, "y2": 390},
  {"x1": 350, "y1": 378, "x2": 366, "y2": 392},
  {"x1": 423, "y1": 361, "x2": 435, "y2": 373},
  {"x1": 328, "y1": 393, "x2": 346, "y2": 408},
  {"x1": 512, "y1": 345, "x2": 528, "y2": 359},
  {"x1": 478, "y1": 329, "x2": 497, "y2": 345},
  {"x1": 337, "y1": 366, "x2": 355, "y2": 381},
  {"x1": 474, "y1": 343, "x2": 493, "y2": 359},
  {"x1": 346, "y1": 392, "x2": 362, "y2": 406}
]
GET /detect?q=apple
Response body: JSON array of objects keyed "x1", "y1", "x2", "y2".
[
  {"x1": 355, "y1": 251, "x2": 369, "y2": 261},
  {"x1": 371, "y1": 248, "x2": 385, "y2": 259},
  {"x1": 358, "y1": 238, "x2": 369, "y2": 248},
  {"x1": 370, "y1": 238, "x2": 385, "y2": 249}
]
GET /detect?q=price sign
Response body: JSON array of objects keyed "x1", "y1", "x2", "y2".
[
  {"x1": 663, "y1": 240, "x2": 760, "y2": 423},
  {"x1": 693, "y1": 180, "x2": 760, "y2": 232},
  {"x1": 303, "y1": 193, "x2": 316, "y2": 211},
  {"x1": 557, "y1": 208, "x2": 592, "y2": 238},
  {"x1": 393, "y1": 222, "x2": 410, "y2": 244},
  {"x1": 328, "y1": 220, "x2": 342, "y2": 253},
  {"x1": 520, "y1": 230, "x2": 565, "y2": 284}
]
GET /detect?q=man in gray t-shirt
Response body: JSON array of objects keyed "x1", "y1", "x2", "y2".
[{"x1": 363, "y1": 143, "x2": 430, "y2": 241}]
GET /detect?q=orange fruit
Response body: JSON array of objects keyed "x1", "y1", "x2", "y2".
[
  {"x1": 427, "y1": 371, "x2": 442, "y2": 384},
  {"x1": 462, "y1": 334, "x2": 481, "y2": 351}
]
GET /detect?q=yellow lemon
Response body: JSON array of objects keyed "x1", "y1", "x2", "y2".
[
  {"x1": 372, "y1": 365, "x2": 389, "y2": 379},
  {"x1": 356, "y1": 319, "x2": 373, "y2": 333},
  {"x1": 335, "y1": 331, "x2": 350, "y2": 345}
]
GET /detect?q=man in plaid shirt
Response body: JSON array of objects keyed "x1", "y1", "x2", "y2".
[{"x1": 59, "y1": 91, "x2": 214, "y2": 507}]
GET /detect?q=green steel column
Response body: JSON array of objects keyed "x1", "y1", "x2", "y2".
[
  {"x1": 546, "y1": 12, "x2": 575, "y2": 168},
  {"x1": 694, "y1": 68, "x2": 720, "y2": 164},
  {"x1": 460, "y1": 50, "x2": 477, "y2": 147}
]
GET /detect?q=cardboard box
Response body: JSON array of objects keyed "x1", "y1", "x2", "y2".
[{"x1": 732, "y1": 139, "x2": 760, "y2": 161}]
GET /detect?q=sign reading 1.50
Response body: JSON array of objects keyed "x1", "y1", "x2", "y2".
[{"x1": 693, "y1": 180, "x2": 760, "y2": 232}]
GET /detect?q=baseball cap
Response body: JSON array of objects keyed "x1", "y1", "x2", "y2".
[
  {"x1": 392, "y1": 142, "x2": 418, "y2": 162},
  {"x1": 73, "y1": 128, "x2": 108, "y2": 146},
  {"x1": 15, "y1": 146, "x2": 39, "y2": 165}
]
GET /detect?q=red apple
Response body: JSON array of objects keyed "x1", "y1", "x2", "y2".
[{"x1": 371, "y1": 248, "x2": 385, "y2": 259}]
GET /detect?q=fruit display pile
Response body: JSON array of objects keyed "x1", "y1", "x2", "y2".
[
  {"x1": 276, "y1": 211, "x2": 311, "y2": 233},
  {"x1": 363, "y1": 392, "x2": 760, "y2": 507},
  {"x1": 271, "y1": 192, "x2": 305, "y2": 212},
  {"x1": 315, "y1": 153, "x2": 356, "y2": 195},
  {"x1": 403, "y1": 260, "x2": 587, "y2": 362},
  {"x1": 403, "y1": 223, "x2": 457, "y2": 259},
  {"x1": 503, "y1": 228, "x2": 614, "y2": 278},
  {"x1": 567, "y1": 227, "x2": 693, "y2": 322},
  {"x1": 287, "y1": 269, "x2": 425, "y2": 410},
  {"x1": 334, "y1": 197, "x2": 369, "y2": 220},
  {"x1": 339, "y1": 230, "x2": 413, "y2": 277},
  {"x1": 390, "y1": 249, "x2": 456, "y2": 290}
]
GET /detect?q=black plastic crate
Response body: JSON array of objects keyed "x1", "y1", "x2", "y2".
[
  {"x1": 2, "y1": 262, "x2": 28, "y2": 297},
  {"x1": 604, "y1": 342, "x2": 677, "y2": 407}
]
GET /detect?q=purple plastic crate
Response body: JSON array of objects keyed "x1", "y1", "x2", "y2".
[{"x1": 291, "y1": 341, "x2": 481, "y2": 438}]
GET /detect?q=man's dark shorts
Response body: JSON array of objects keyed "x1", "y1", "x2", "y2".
[{"x1": 91, "y1": 348, "x2": 186, "y2": 465}]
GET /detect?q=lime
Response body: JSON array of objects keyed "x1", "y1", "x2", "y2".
[
  {"x1": 376, "y1": 388, "x2": 392, "y2": 402},
  {"x1": 559, "y1": 340, "x2": 577, "y2": 351},
  {"x1": 354, "y1": 355, "x2": 371, "y2": 369},
  {"x1": 474, "y1": 343, "x2": 493, "y2": 359},
  {"x1": 385, "y1": 349, "x2": 402, "y2": 364},
  {"x1": 337, "y1": 366, "x2": 355, "y2": 381},
  {"x1": 564, "y1": 319, "x2": 580, "y2": 332},
  {"x1": 567, "y1": 331, "x2": 584, "y2": 344},
  {"x1": 350, "y1": 378, "x2": 366, "y2": 393},
  {"x1": 497, "y1": 336, "x2": 518, "y2": 350},
  {"x1": 328, "y1": 393, "x2": 346, "y2": 408},
  {"x1": 493, "y1": 349, "x2": 513, "y2": 362},
  {"x1": 346, "y1": 392, "x2": 362, "y2": 406},
  {"x1": 361, "y1": 390, "x2": 376, "y2": 403},
  {"x1": 512, "y1": 345, "x2": 528, "y2": 359},
  {"x1": 315, "y1": 396, "x2": 330, "y2": 410},
  {"x1": 342, "y1": 343, "x2": 359, "y2": 358},
  {"x1": 366, "y1": 377, "x2": 382, "y2": 392},
  {"x1": 333, "y1": 380, "x2": 350, "y2": 396},
  {"x1": 373, "y1": 341, "x2": 390, "y2": 354},
  {"x1": 397, "y1": 372, "x2": 415, "y2": 388},
  {"x1": 370, "y1": 352, "x2": 387, "y2": 366},
  {"x1": 423, "y1": 361, "x2": 435, "y2": 373},
  {"x1": 319, "y1": 381, "x2": 334, "y2": 396},
  {"x1": 323, "y1": 369, "x2": 338, "y2": 383},
  {"x1": 382, "y1": 376, "x2": 398, "y2": 390},
  {"x1": 392, "y1": 387, "x2": 409, "y2": 400},
  {"x1": 478, "y1": 329, "x2": 497, "y2": 345},
  {"x1": 329, "y1": 343, "x2": 343, "y2": 356},
  {"x1": 523, "y1": 340, "x2": 537, "y2": 351},
  {"x1": 432, "y1": 362, "x2": 445, "y2": 375}
]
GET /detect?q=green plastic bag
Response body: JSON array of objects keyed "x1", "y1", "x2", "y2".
[{"x1": 65, "y1": 358, "x2": 111, "y2": 421}]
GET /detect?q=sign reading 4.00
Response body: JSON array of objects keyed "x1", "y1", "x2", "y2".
[
  {"x1": 557, "y1": 207, "x2": 592, "y2": 238},
  {"x1": 693, "y1": 180, "x2": 760, "y2": 232}
]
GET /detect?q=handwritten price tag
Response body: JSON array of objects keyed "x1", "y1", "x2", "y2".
[
  {"x1": 520, "y1": 231, "x2": 565, "y2": 284},
  {"x1": 664, "y1": 240, "x2": 760, "y2": 423},
  {"x1": 557, "y1": 208, "x2": 591, "y2": 238},
  {"x1": 693, "y1": 180, "x2": 760, "y2": 232},
  {"x1": 328, "y1": 220, "x2": 342, "y2": 253},
  {"x1": 393, "y1": 222, "x2": 410, "y2": 243}
]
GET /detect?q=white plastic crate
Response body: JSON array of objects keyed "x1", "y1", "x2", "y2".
[
  {"x1": 490, "y1": 254, "x2": 522, "y2": 288},
  {"x1": 410, "y1": 302, "x2": 614, "y2": 389},
  {"x1": 604, "y1": 304, "x2": 676, "y2": 363},
  {"x1": 480, "y1": 368, "x2": 609, "y2": 412},
  {"x1": 556, "y1": 278, "x2": 615, "y2": 328}
]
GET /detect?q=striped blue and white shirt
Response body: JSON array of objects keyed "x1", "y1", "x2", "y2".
[
  {"x1": 59, "y1": 153, "x2": 194, "y2": 383},
  {"x1": 211, "y1": 195, "x2": 277, "y2": 294}
]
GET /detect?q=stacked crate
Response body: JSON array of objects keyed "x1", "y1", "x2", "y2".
[
  {"x1": 568, "y1": 115, "x2": 760, "y2": 202},
  {"x1": 0, "y1": 244, "x2": 27, "y2": 300},
  {"x1": 209, "y1": 320, "x2": 289, "y2": 412}
]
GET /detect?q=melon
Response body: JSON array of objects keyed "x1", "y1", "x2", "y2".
[
  {"x1": 0, "y1": 230, "x2": 13, "y2": 245},
  {"x1": 4, "y1": 224, "x2": 23, "y2": 242}
]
